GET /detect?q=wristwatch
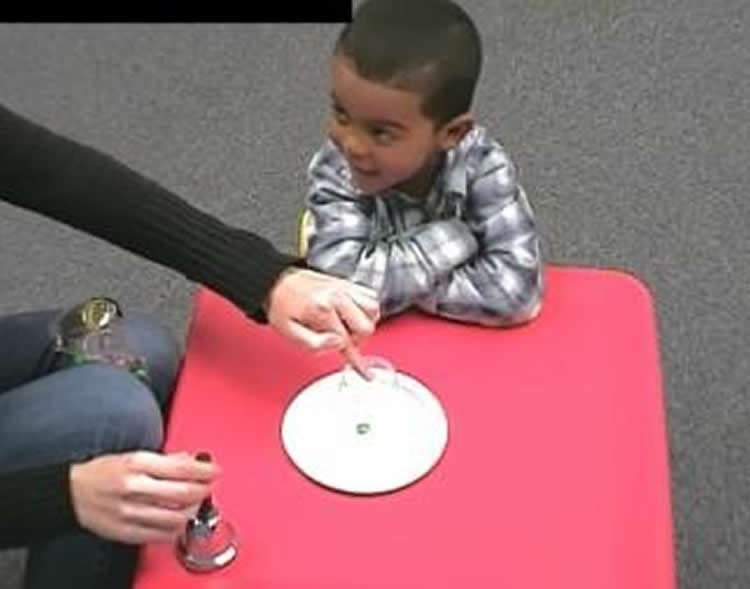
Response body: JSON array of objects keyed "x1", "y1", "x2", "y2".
[
  {"x1": 44, "y1": 297, "x2": 151, "y2": 385},
  {"x1": 56, "y1": 296, "x2": 123, "y2": 344}
]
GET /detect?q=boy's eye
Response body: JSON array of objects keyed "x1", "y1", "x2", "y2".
[
  {"x1": 371, "y1": 128, "x2": 395, "y2": 144},
  {"x1": 332, "y1": 105, "x2": 349, "y2": 125}
]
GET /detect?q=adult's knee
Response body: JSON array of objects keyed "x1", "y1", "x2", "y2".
[
  {"x1": 0, "y1": 363, "x2": 164, "y2": 472},
  {"x1": 61, "y1": 364, "x2": 165, "y2": 455},
  {"x1": 120, "y1": 313, "x2": 181, "y2": 409}
]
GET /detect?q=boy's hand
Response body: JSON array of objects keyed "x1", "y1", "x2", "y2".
[{"x1": 266, "y1": 268, "x2": 380, "y2": 376}]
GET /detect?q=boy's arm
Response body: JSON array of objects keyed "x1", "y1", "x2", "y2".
[
  {"x1": 417, "y1": 148, "x2": 544, "y2": 326},
  {"x1": 305, "y1": 147, "x2": 478, "y2": 316}
]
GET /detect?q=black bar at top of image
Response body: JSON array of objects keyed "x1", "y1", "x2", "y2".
[{"x1": 0, "y1": 2, "x2": 353, "y2": 24}]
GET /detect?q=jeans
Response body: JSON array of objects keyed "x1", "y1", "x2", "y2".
[{"x1": 0, "y1": 308, "x2": 181, "y2": 589}]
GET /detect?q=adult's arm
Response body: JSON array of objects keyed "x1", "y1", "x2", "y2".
[{"x1": 0, "y1": 102, "x2": 294, "y2": 322}]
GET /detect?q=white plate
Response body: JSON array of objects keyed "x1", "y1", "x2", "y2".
[{"x1": 280, "y1": 358, "x2": 448, "y2": 494}]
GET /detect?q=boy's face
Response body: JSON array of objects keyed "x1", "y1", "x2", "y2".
[{"x1": 328, "y1": 55, "x2": 471, "y2": 197}]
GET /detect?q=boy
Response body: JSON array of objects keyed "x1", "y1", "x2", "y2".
[{"x1": 302, "y1": 0, "x2": 543, "y2": 326}]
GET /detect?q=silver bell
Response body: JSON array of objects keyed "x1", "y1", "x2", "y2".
[{"x1": 176, "y1": 453, "x2": 238, "y2": 573}]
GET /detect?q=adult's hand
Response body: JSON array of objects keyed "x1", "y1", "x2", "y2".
[
  {"x1": 69, "y1": 451, "x2": 220, "y2": 545},
  {"x1": 266, "y1": 268, "x2": 380, "y2": 375}
]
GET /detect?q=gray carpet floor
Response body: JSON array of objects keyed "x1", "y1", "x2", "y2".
[{"x1": 1, "y1": 1, "x2": 748, "y2": 586}]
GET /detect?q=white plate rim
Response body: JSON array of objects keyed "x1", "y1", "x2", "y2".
[{"x1": 279, "y1": 367, "x2": 450, "y2": 495}]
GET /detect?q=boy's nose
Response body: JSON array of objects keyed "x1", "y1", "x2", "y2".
[{"x1": 341, "y1": 131, "x2": 368, "y2": 161}]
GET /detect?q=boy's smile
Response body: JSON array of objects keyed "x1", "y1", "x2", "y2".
[{"x1": 328, "y1": 56, "x2": 469, "y2": 198}]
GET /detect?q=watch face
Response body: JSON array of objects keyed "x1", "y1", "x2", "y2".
[
  {"x1": 57, "y1": 297, "x2": 122, "y2": 340},
  {"x1": 79, "y1": 297, "x2": 122, "y2": 331}
]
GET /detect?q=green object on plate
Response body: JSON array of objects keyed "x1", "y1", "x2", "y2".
[{"x1": 356, "y1": 423, "x2": 371, "y2": 435}]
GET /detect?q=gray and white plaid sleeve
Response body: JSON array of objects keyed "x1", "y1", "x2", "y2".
[
  {"x1": 305, "y1": 142, "x2": 479, "y2": 317},
  {"x1": 416, "y1": 134, "x2": 544, "y2": 326}
]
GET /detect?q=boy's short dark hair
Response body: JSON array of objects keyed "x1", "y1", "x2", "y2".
[{"x1": 335, "y1": 0, "x2": 482, "y2": 126}]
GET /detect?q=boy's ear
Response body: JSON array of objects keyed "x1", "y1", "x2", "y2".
[{"x1": 437, "y1": 113, "x2": 474, "y2": 150}]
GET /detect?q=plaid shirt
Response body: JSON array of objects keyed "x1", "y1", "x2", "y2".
[{"x1": 304, "y1": 125, "x2": 544, "y2": 326}]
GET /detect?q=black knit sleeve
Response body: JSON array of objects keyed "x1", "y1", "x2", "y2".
[{"x1": 0, "y1": 103, "x2": 303, "y2": 322}]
